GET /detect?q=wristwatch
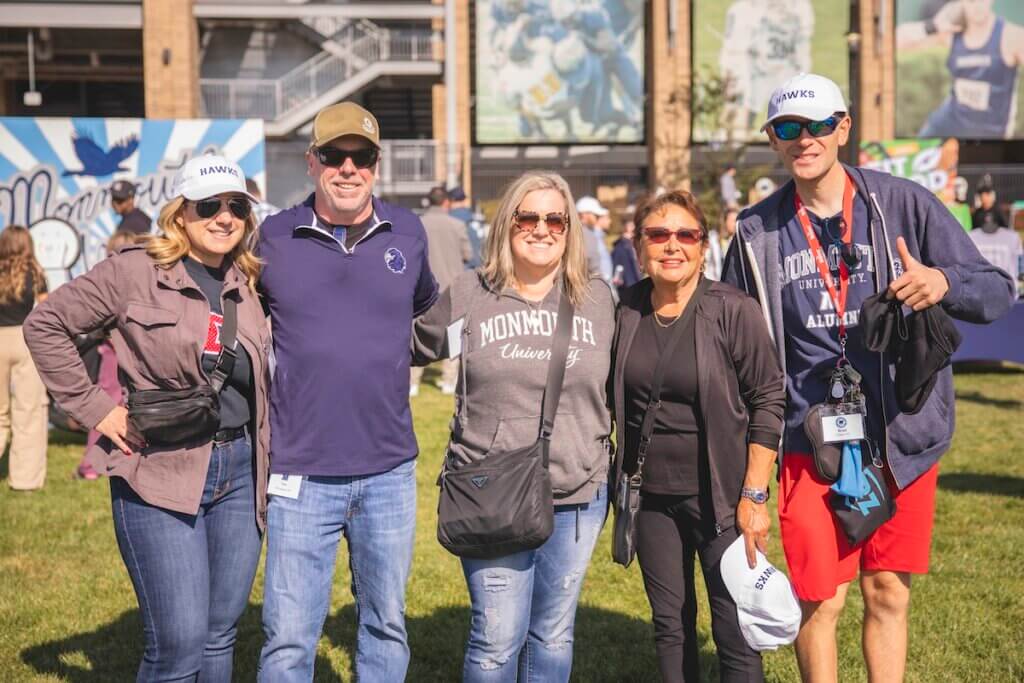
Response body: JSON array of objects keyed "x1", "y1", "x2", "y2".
[{"x1": 740, "y1": 487, "x2": 769, "y2": 504}]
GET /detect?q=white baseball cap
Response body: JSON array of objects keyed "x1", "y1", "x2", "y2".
[
  {"x1": 762, "y1": 73, "x2": 847, "y2": 131},
  {"x1": 172, "y1": 154, "x2": 257, "y2": 202},
  {"x1": 576, "y1": 196, "x2": 608, "y2": 216},
  {"x1": 720, "y1": 536, "x2": 802, "y2": 652}
]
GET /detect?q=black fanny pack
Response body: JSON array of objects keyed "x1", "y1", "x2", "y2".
[{"x1": 127, "y1": 298, "x2": 238, "y2": 447}]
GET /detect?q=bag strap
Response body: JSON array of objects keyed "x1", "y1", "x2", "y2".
[
  {"x1": 633, "y1": 277, "x2": 708, "y2": 481},
  {"x1": 538, "y1": 291, "x2": 576, "y2": 459},
  {"x1": 208, "y1": 297, "x2": 238, "y2": 394}
]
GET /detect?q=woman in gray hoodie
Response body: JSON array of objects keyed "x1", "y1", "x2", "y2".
[{"x1": 413, "y1": 171, "x2": 615, "y2": 682}]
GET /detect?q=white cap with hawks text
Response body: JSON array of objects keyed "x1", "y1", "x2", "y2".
[
  {"x1": 172, "y1": 154, "x2": 257, "y2": 202},
  {"x1": 720, "y1": 536, "x2": 802, "y2": 651},
  {"x1": 762, "y1": 73, "x2": 848, "y2": 131}
]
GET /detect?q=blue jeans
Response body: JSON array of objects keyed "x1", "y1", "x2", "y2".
[
  {"x1": 110, "y1": 435, "x2": 262, "y2": 683},
  {"x1": 258, "y1": 458, "x2": 417, "y2": 682},
  {"x1": 461, "y1": 484, "x2": 608, "y2": 683}
]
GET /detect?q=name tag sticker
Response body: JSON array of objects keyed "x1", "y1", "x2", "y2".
[
  {"x1": 821, "y1": 412, "x2": 865, "y2": 443},
  {"x1": 267, "y1": 474, "x2": 302, "y2": 499},
  {"x1": 447, "y1": 317, "x2": 465, "y2": 359}
]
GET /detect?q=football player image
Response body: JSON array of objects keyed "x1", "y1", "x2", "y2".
[{"x1": 719, "y1": 0, "x2": 815, "y2": 138}]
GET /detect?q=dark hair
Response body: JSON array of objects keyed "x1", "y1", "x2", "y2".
[
  {"x1": 632, "y1": 190, "x2": 709, "y2": 251},
  {"x1": 427, "y1": 186, "x2": 448, "y2": 206}
]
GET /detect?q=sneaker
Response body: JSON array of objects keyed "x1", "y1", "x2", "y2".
[
  {"x1": 409, "y1": 384, "x2": 420, "y2": 398},
  {"x1": 438, "y1": 382, "x2": 456, "y2": 395}
]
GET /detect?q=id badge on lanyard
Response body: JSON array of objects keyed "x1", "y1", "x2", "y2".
[{"x1": 795, "y1": 174, "x2": 867, "y2": 443}]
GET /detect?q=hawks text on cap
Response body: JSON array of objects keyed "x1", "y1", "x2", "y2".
[
  {"x1": 172, "y1": 154, "x2": 258, "y2": 203},
  {"x1": 311, "y1": 102, "x2": 381, "y2": 149},
  {"x1": 762, "y1": 73, "x2": 848, "y2": 131}
]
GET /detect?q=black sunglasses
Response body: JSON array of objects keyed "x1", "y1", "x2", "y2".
[
  {"x1": 314, "y1": 145, "x2": 380, "y2": 169},
  {"x1": 513, "y1": 210, "x2": 568, "y2": 235},
  {"x1": 770, "y1": 115, "x2": 844, "y2": 141},
  {"x1": 192, "y1": 196, "x2": 252, "y2": 220}
]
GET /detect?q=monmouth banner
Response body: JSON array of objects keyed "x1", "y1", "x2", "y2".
[{"x1": 0, "y1": 117, "x2": 265, "y2": 287}]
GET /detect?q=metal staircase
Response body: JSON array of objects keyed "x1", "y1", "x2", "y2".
[{"x1": 200, "y1": 22, "x2": 440, "y2": 137}]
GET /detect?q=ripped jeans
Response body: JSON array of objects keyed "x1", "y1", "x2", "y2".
[{"x1": 460, "y1": 484, "x2": 607, "y2": 683}]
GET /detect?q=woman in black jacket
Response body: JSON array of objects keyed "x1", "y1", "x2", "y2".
[{"x1": 610, "y1": 191, "x2": 786, "y2": 682}]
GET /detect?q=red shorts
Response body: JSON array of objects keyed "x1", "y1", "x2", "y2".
[{"x1": 778, "y1": 452, "x2": 939, "y2": 602}]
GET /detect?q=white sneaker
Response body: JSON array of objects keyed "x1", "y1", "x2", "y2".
[
  {"x1": 409, "y1": 384, "x2": 420, "y2": 398},
  {"x1": 438, "y1": 382, "x2": 456, "y2": 395}
]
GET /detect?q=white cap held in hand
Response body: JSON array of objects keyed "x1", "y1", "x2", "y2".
[{"x1": 720, "y1": 536, "x2": 802, "y2": 651}]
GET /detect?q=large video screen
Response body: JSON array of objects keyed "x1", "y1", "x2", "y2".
[
  {"x1": 692, "y1": 0, "x2": 850, "y2": 143},
  {"x1": 474, "y1": 0, "x2": 645, "y2": 144},
  {"x1": 896, "y1": 0, "x2": 1024, "y2": 140}
]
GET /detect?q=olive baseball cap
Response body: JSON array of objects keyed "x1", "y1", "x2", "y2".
[{"x1": 311, "y1": 102, "x2": 380, "y2": 148}]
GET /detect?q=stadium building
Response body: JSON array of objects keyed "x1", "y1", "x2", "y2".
[{"x1": 0, "y1": 0, "x2": 1021, "y2": 210}]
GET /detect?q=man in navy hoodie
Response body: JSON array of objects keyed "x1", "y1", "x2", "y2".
[
  {"x1": 722, "y1": 73, "x2": 1013, "y2": 682},
  {"x1": 256, "y1": 102, "x2": 437, "y2": 682}
]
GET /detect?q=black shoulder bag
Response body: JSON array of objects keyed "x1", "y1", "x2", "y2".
[
  {"x1": 612, "y1": 287, "x2": 698, "y2": 567},
  {"x1": 436, "y1": 293, "x2": 574, "y2": 559},
  {"x1": 126, "y1": 298, "x2": 238, "y2": 447}
]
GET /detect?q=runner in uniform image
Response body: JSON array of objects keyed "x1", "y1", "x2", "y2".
[{"x1": 897, "y1": 0, "x2": 1024, "y2": 139}]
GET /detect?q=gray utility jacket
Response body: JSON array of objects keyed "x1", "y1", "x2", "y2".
[
  {"x1": 722, "y1": 165, "x2": 1015, "y2": 489},
  {"x1": 413, "y1": 270, "x2": 615, "y2": 506},
  {"x1": 24, "y1": 246, "x2": 272, "y2": 528},
  {"x1": 610, "y1": 278, "x2": 786, "y2": 534}
]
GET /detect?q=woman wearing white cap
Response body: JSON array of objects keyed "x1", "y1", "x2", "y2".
[{"x1": 24, "y1": 154, "x2": 271, "y2": 682}]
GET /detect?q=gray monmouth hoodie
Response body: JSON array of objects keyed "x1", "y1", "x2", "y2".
[{"x1": 412, "y1": 270, "x2": 615, "y2": 506}]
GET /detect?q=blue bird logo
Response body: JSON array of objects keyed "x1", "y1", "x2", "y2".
[{"x1": 62, "y1": 133, "x2": 139, "y2": 177}]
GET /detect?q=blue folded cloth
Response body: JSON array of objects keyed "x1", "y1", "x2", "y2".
[{"x1": 831, "y1": 441, "x2": 869, "y2": 498}]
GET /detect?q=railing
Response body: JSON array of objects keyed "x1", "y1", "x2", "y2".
[
  {"x1": 200, "y1": 28, "x2": 438, "y2": 122},
  {"x1": 378, "y1": 140, "x2": 462, "y2": 194}
]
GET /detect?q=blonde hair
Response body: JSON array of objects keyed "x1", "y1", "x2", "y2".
[
  {"x1": 481, "y1": 171, "x2": 590, "y2": 307},
  {"x1": 146, "y1": 196, "x2": 261, "y2": 289},
  {"x1": 0, "y1": 225, "x2": 46, "y2": 305}
]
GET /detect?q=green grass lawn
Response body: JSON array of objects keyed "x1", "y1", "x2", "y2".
[{"x1": 2, "y1": 371, "x2": 1023, "y2": 681}]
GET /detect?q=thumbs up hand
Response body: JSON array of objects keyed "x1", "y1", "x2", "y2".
[{"x1": 888, "y1": 236, "x2": 950, "y2": 311}]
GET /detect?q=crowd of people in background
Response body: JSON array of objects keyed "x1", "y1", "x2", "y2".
[{"x1": 3, "y1": 69, "x2": 1024, "y2": 683}]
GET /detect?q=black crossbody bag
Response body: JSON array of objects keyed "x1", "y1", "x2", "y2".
[
  {"x1": 436, "y1": 293, "x2": 574, "y2": 559},
  {"x1": 613, "y1": 282, "x2": 701, "y2": 567},
  {"x1": 126, "y1": 298, "x2": 238, "y2": 447}
]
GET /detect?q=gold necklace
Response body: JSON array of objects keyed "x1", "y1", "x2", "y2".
[{"x1": 653, "y1": 308, "x2": 684, "y2": 328}]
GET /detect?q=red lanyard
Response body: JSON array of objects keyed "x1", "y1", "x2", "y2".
[{"x1": 794, "y1": 174, "x2": 856, "y2": 352}]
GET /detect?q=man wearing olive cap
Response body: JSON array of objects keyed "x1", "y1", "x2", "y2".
[{"x1": 256, "y1": 101, "x2": 438, "y2": 682}]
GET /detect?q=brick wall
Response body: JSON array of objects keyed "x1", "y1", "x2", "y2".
[{"x1": 143, "y1": 0, "x2": 199, "y2": 118}]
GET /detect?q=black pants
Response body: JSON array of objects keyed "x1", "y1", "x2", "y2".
[{"x1": 635, "y1": 493, "x2": 764, "y2": 683}]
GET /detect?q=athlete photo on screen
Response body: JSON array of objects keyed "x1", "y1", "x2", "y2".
[
  {"x1": 719, "y1": 0, "x2": 815, "y2": 138},
  {"x1": 897, "y1": 0, "x2": 1024, "y2": 139}
]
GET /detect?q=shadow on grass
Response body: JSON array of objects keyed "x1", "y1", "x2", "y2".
[
  {"x1": 954, "y1": 390, "x2": 1023, "y2": 410},
  {"x1": 323, "y1": 603, "x2": 716, "y2": 682},
  {"x1": 939, "y1": 472, "x2": 1024, "y2": 498},
  {"x1": 22, "y1": 601, "x2": 720, "y2": 681},
  {"x1": 19, "y1": 604, "x2": 340, "y2": 683}
]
